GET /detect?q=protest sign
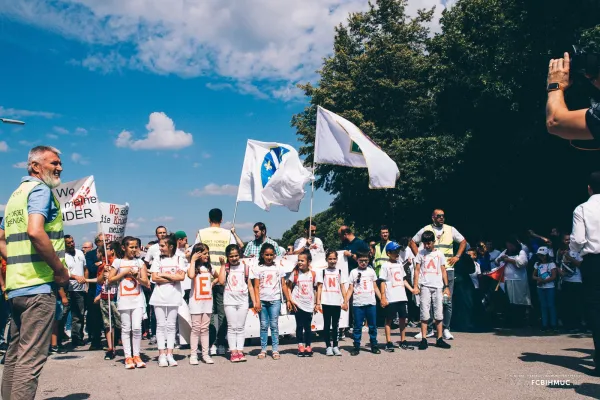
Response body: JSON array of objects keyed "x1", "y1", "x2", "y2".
[
  {"x1": 100, "y1": 202, "x2": 129, "y2": 242},
  {"x1": 52, "y1": 176, "x2": 101, "y2": 226}
]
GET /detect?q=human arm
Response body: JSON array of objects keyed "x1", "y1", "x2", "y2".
[
  {"x1": 27, "y1": 214, "x2": 69, "y2": 286},
  {"x1": 413, "y1": 262, "x2": 421, "y2": 294},
  {"x1": 247, "y1": 279, "x2": 257, "y2": 310},
  {"x1": 570, "y1": 206, "x2": 586, "y2": 253},
  {"x1": 374, "y1": 277, "x2": 383, "y2": 302},
  {"x1": 344, "y1": 283, "x2": 354, "y2": 304},
  {"x1": 403, "y1": 279, "x2": 417, "y2": 294},
  {"x1": 316, "y1": 282, "x2": 323, "y2": 309},
  {"x1": 564, "y1": 253, "x2": 582, "y2": 267},
  {"x1": 441, "y1": 266, "x2": 450, "y2": 297},
  {"x1": 137, "y1": 264, "x2": 150, "y2": 288},
  {"x1": 252, "y1": 278, "x2": 261, "y2": 312},
  {"x1": 230, "y1": 228, "x2": 245, "y2": 250},
  {"x1": 380, "y1": 281, "x2": 388, "y2": 307},
  {"x1": 58, "y1": 287, "x2": 68, "y2": 306},
  {"x1": 447, "y1": 239, "x2": 467, "y2": 266},
  {"x1": 340, "y1": 282, "x2": 349, "y2": 311},
  {"x1": 218, "y1": 259, "x2": 227, "y2": 285},
  {"x1": 0, "y1": 229, "x2": 6, "y2": 261}
]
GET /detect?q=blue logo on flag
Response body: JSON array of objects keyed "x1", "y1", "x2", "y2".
[{"x1": 261, "y1": 146, "x2": 289, "y2": 187}]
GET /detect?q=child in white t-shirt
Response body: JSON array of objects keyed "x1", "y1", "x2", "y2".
[
  {"x1": 108, "y1": 236, "x2": 150, "y2": 369},
  {"x1": 379, "y1": 242, "x2": 418, "y2": 352},
  {"x1": 250, "y1": 243, "x2": 291, "y2": 360},
  {"x1": 150, "y1": 235, "x2": 186, "y2": 367},
  {"x1": 287, "y1": 250, "x2": 318, "y2": 357},
  {"x1": 532, "y1": 247, "x2": 557, "y2": 331},
  {"x1": 413, "y1": 231, "x2": 451, "y2": 351},
  {"x1": 344, "y1": 251, "x2": 383, "y2": 356},
  {"x1": 188, "y1": 242, "x2": 220, "y2": 365},
  {"x1": 557, "y1": 246, "x2": 583, "y2": 331},
  {"x1": 217, "y1": 244, "x2": 256, "y2": 363},
  {"x1": 316, "y1": 250, "x2": 348, "y2": 356}
]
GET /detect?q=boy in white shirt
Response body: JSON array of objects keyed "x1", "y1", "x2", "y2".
[
  {"x1": 345, "y1": 251, "x2": 383, "y2": 356},
  {"x1": 413, "y1": 231, "x2": 451, "y2": 350},
  {"x1": 380, "y1": 242, "x2": 418, "y2": 352}
]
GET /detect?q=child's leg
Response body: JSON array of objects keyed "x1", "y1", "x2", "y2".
[
  {"x1": 120, "y1": 310, "x2": 132, "y2": 358},
  {"x1": 154, "y1": 306, "x2": 167, "y2": 354},
  {"x1": 365, "y1": 305, "x2": 377, "y2": 345},
  {"x1": 433, "y1": 288, "x2": 444, "y2": 340},
  {"x1": 322, "y1": 305, "x2": 332, "y2": 348},
  {"x1": 435, "y1": 319, "x2": 443, "y2": 339},
  {"x1": 190, "y1": 314, "x2": 202, "y2": 355},
  {"x1": 302, "y1": 310, "x2": 313, "y2": 346},
  {"x1": 331, "y1": 306, "x2": 341, "y2": 347},
  {"x1": 399, "y1": 318, "x2": 407, "y2": 341},
  {"x1": 547, "y1": 287, "x2": 557, "y2": 328},
  {"x1": 259, "y1": 302, "x2": 269, "y2": 352},
  {"x1": 294, "y1": 312, "x2": 304, "y2": 346},
  {"x1": 131, "y1": 308, "x2": 143, "y2": 357},
  {"x1": 537, "y1": 288, "x2": 549, "y2": 328},
  {"x1": 199, "y1": 313, "x2": 211, "y2": 359},
  {"x1": 352, "y1": 306, "x2": 364, "y2": 347},
  {"x1": 232, "y1": 304, "x2": 248, "y2": 352},
  {"x1": 51, "y1": 321, "x2": 58, "y2": 347},
  {"x1": 165, "y1": 306, "x2": 178, "y2": 354},
  {"x1": 398, "y1": 302, "x2": 408, "y2": 342},
  {"x1": 224, "y1": 305, "x2": 238, "y2": 354},
  {"x1": 113, "y1": 302, "x2": 121, "y2": 347},
  {"x1": 420, "y1": 286, "x2": 432, "y2": 337},
  {"x1": 269, "y1": 301, "x2": 280, "y2": 352}
]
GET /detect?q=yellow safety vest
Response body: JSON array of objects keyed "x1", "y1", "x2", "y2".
[
  {"x1": 4, "y1": 181, "x2": 66, "y2": 291},
  {"x1": 421, "y1": 224, "x2": 455, "y2": 258},
  {"x1": 197, "y1": 227, "x2": 231, "y2": 274},
  {"x1": 373, "y1": 241, "x2": 391, "y2": 277}
]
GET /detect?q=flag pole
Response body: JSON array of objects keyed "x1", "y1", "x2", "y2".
[
  {"x1": 232, "y1": 201, "x2": 239, "y2": 228},
  {"x1": 308, "y1": 163, "x2": 316, "y2": 240},
  {"x1": 97, "y1": 222, "x2": 113, "y2": 346}
]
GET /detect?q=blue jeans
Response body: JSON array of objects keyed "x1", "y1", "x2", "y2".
[
  {"x1": 259, "y1": 300, "x2": 281, "y2": 352},
  {"x1": 537, "y1": 287, "x2": 557, "y2": 328},
  {"x1": 352, "y1": 304, "x2": 377, "y2": 347}
]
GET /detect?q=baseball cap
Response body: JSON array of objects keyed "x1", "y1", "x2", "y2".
[
  {"x1": 536, "y1": 246, "x2": 550, "y2": 256},
  {"x1": 385, "y1": 241, "x2": 402, "y2": 252},
  {"x1": 174, "y1": 231, "x2": 187, "y2": 240}
]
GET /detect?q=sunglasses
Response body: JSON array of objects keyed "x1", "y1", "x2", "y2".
[
  {"x1": 356, "y1": 272, "x2": 362, "y2": 285},
  {"x1": 435, "y1": 214, "x2": 445, "y2": 218}
]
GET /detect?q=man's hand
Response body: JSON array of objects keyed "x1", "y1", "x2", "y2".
[
  {"x1": 447, "y1": 256, "x2": 459, "y2": 266},
  {"x1": 61, "y1": 296, "x2": 69, "y2": 307},
  {"x1": 54, "y1": 268, "x2": 70, "y2": 287},
  {"x1": 443, "y1": 287, "x2": 451, "y2": 297},
  {"x1": 548, "y1": 52, "x2": 571, "y2": 91},
  {"x1": 74, "y1": 275, "x2": 87, "y2": 285},
  {"x1": 380, "y1": 298, "x2": 389, "y2": 308},
  {"x1": 230, "y1": 227, "x2": 236, "y2": 234},
  {"x1": 343, "y1": 250, "x2": 352, "y2": 258}
]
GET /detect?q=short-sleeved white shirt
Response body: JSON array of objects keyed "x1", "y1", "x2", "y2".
[
  {"x1": 348, "y1": 267, "x2": 377, "y2": 306},
  {"x1": 189, "y1": 266, "x2": 215, "y2": 314},
  {"x1": 379, "y1": 261, "x2": 408, "y2": 303},
  {"x1": 288, "y1": 270, "x2": 317, "y2": 313},
  {"x1": 66, "y1": 249, "x2": 87, "y2": 292},
  {"x1": 535, "y1": 262, "x2": 557, "y2": 289},
  {"x1": 316, "y1": 267, "x2": 348, "y2": 306},
  {"x1": 249, "y1": 264, "x2": 285, "y2": 302},
  {"x1": 113, "y1": 258, "x2": 147, "y2": 311},
  {"x1": 412, "y1": 225, "x2": 465, "y2": 244},
  {"x1": 149, "y1": 255, "x2": 186, "y2": 307},
  {"x1": 415, "y1": 249, "x2": 446, "y2": 289},
  {"x1": 144, "y1": 243, "x2": 161, "y2": 266}
]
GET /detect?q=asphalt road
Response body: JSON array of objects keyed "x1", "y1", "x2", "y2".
[{"x1": 2, "y1": 328, "x2": 600, "y2": 399}]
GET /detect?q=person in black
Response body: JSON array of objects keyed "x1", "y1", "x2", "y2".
[
  {"x1": 84, "y1": 234, "x2": 106, "y2": 350},
  {"x1": 338, "y1": 226, "x2": 370, "y2": 272}
]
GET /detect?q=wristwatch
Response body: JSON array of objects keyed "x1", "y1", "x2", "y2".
[{"x1": 547, "y1": 83, "x2": 561, "y2": 92}]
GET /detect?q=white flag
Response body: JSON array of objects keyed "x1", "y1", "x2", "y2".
[
  {"x1": 315, "y1": 106, "x2": 399, "y2": 189},
  {"x1": 100, "y1": 202, "x2": 129, "y2": 242},
  {"x1": 237, "y1": 140, "x2": 313, "y2": 211},
  {"x1": 52, "y1": 176, "x2": 102, "y2": 226}
]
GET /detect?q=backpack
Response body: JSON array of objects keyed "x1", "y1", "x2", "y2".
[
  {"x1": 321, "y1": 268, "x2": 342, "y2": 284},
  {"x1": 225, "y1": 263, "x2": 250, "y2": 283},
  {"x1": 292, "y1": 269, "x2": 316, "y2": 288}
]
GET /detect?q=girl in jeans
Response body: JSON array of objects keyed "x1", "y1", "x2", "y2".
[
  {"x1": 287, "y1": 250, "x2": 318, "y2": 357},
  {"x1": 217, "y1": 244, "x2": 256, "y2": 363},
  {"x1": 532, "y1": 246, "x2": 558, "y2": 331},
  {"x1": 250, "y1": 243, "x2": 290, "y2": 360}
]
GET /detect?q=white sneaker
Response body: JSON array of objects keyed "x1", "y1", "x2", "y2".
[
  {"x1": 167, "y1": 354, "x2": 178, "y2": 367},
  {"x1": 443, "y1": 329, "x2": 454, "y2": 340},
  {"x1": 325, "y1": 347, "x2": 334, "y2": 356},
  {"x1": 361, "y1": 326, "x2": 369, "y2": 332},
  {"x1": 414, "y1": 332, "x2": 423, "y2": 340},
  {"x1": 217, "y1": 345, "x2": 226, "y2": 355},
  {"x1": 189, "y1": 355, "x2": 199, "y2": 365},
  {"x1": 203, "y1": 356, "x2": 214, "y2": 364},
  {"x1": 333, "y1": 346, "x2": 342, "y2": 356},
  {"x1": 210, "y1": 345, "x2": 217, "y2": 355},
  {"x1": 426, "y1": 329, "x2": 435, "y2": 338},
  {"x1": 158, "y1": 354, "x2": 168, "y2": 367}
]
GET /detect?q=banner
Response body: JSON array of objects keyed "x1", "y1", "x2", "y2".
[
  {"x1": 52, "y1": 176, "x2": 102, "y2": 226},
  {"x1": 100, "y1": 202, "x2": 129, "y2": 242}
]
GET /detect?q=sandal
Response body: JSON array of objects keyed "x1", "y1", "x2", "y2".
[
  {"x1": 272, "y1": 351, "x2": 280, "y2": 360},
  {"x1": 257, "y1": 352, "x2": 267, "y2": 359}
]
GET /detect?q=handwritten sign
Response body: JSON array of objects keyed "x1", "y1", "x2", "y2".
[
  {"x1": 100, "y1": 202, "x2": 129, "y2": 242},
  {"x1": 52, "y1": 176, "x2": 101, "y2": 226}
]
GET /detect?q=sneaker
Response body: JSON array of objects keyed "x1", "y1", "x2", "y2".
[
  {"x1": 436, "y1": 338, "x2": 451, "y2": 349},
  {"x1": 238, "y1": 353, "x2": 247, "y2": 362},
  {"x1": 49, "y1": 346, "x2": 58, "y2": 354},
  {"x1": 418, "y1": 339, "x2": 428, "y2": 351},
  {"x1": 333, "y1": 346, "x2": 342, "y2": 356},
  {"x1": 125, "y1": 357, "x2": 136, "y2": 369},
  {"x1": 297, "y1": 344, "x2": 305, "y2": 357},
  {"x1": 217, "y1": 345, "x2": 226, "y2": 355},
  {"x1": 189, "y1": 354, "x2": 199, "y2": 365},
  {"x1": 305, "y1": 346, "x2": 313, "y2": 357},
  {"x1": 371, "y1": 345, "x2": 381, "y2": 354},
  {"x1": 204, "y1": 356, "x2": 215, "y2": 364},
  {"x1": 385, "y1": 342, "x2": 395, "y2": 352},
  {"x1": 210, "y1": 345, "x2": 217, "y2": 355},
  {"x1": 399, "y1": 340, "x2": 410, "y2": 350},
  {"x1": 167, "y1": 354, "x2": 178, "y2": 367},
  {"x1": 350, "y1": 347, "x2": 360, "y2": 356},
  {"x1": 148, "y1": 336, "x2": 157, "y2": 345},
  {"x1": 443, "y1": 329, "x2": 454, "y2": 340},
  {"x1": 426, "y1": 329, "x2": 435, "y2": 338},
  {"x1": 57, "y1": 346, "x2": 68, "y2": 354},
  {"x1": 230, "y1": 353, "x2": 240, "y2": 363},
  {"x1": 133, "y1": 355, "x2": 146, "y2": 368},
  {"x1": 362, "y1": 326, "x2": 369, "y2": 332},
  {"x1": 325, "y1": 347, "x2": 334, "y2": 356},
  {"x1": 414, "y1": 331, "x2": 423, "y2": 340},
  {"x1": 104, "y1": 350, "x2": 115, "y2": 360},
  {"x1": 158, "y1": 354, "x2": 169, "y2": 367}
]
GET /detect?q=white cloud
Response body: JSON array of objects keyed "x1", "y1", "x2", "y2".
[
  {"x1": 189, "y1": 184, "x2": 238, "y2": 197},
  {"x1": 18, "y1": 140, "x2": 37, "y2": 146},
  {"x1": 127, "y1": 222, "x2": 140, "y2": 229},
  {"x1": 192, "y1": 162, "x2": 200, "y2": 168},
  {"x1": 222, "y1": 221, "x2": 254, "y2": 230},
  {"x1": 0, "y1": 141, "x2": 9, "y2": 152},
  {"x1": 53, "y1": 126, "x2": 69, "y2": 135},
  {"x1": 115, "y1": 112, "x2": 193, "y2": 150},
  {"x1": 75, "y1": 127, "x2": 88, "y2": 135},
  {"x1": 71, "y1": 152, "x2": 89, "y2": 165},
  {"x1": 13, "y1": 161, "x2": 28, "y2": 168},
  {"x1": 153, "y1": 216, "x2": 174, "y2": 222},
  {"x1": 135, "y1": 217, "x2": 146, "y2": 223},
  {"x1": 46, "y1": 133, "x2": 59, "y2": 139},
  {"x1": 0, "y1": 105, "x2": 58, "y2": 119},
  {"x1": 1, "y1": 1, "x2": 451, "y2": 100},
  {"x1": 201, "y1": 152, "x2": 211, "y2": 159}
]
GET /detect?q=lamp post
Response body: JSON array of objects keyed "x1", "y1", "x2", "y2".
[{"x1": 0, "y1": 118, "x2": 25, "y2": 125}]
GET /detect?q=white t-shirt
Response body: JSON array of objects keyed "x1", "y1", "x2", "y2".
[
  {"x1": 144, "y1": 243, "x2": 161, "y2": 266},
  {"x1": 495, "y1": 250, "x2": 528, "y2": 281},
  {"x1": 175, "y1": 248, "x2": 192, "y2": 291},
  {"x1": 535, "y1": 262, "x2": 557, "y2": 289},
  {"x1": 379, "y1": 261, "x2": 408, "y2": 303},
  {"x1": 249, "y1": 264, "x2": 285, "y2": 302},
  {"x1": 149, "y1": 255, "x2": 185, "y2": 307},
  {"x1": 287, "y1": 270, "x2": 317, "y2": 313},
  {"x1": 66, "y1": 249, "x2": 87, "y2": 292},
  {"x1": 348, "y1": 267, "x2": 377, "y2": 306},
  {"x1": 223, "y1": 263, "x2": 250, "y2": 306},
  {"x1": 113, "y1": 258, "x2": 147, "y2": 311},
  {"x1": 293, "y1": 237, "x2": 325, "y2": 256},
  {"x1": 316, "y1": 267, "x2": 348, "y2": 306},
  {"x1": 559, "y1": 250, "x2": 583, "y2": 283},
  {"x1": 415, "y1": 249, "x2": 447, "y2": 289},
  {"x1": 189, "y1": 266, "x2": 215, "y2": 314},
  {"x1": 470, "y1": 261, "x2": 481, "y2": 289}
]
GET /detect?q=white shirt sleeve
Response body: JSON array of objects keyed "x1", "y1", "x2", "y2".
[
  {"x1": 495, "y1": 250, "x2": 506, "y2": 264},
  {"x1": 515, "y1": 250, "x2": 528, "y2": 268},
  {"x1": 248, "y1": 266, "x2": 257, "y2": 280},
  {"x1": 293, "y1": 238, "x2": 306, "y2": 251},
  {"x1": 149, "y1": 258, "x2": 160, "y2": 273},
  {"x1": 440, "y1": 253, "x2": 447, "y2": 267},
  {"x1": 451, "y1": 227, "x2": 465, "y2": 243},
  {"x1": 412, "y1": 228, "x2": 425, "y2": 244},
  {"x1": 379, "y1": 264, "x2": 389, "y2": 281},
  {"x1": 570, "y1": 205, "x2": 586, "y2": 253}
]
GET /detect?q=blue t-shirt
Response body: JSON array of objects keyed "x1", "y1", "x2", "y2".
[{"x1": 1, "y1": 177, "x2": 60, "y2": 298}]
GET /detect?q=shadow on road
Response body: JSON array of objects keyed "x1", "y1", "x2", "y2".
[
  {"x1": 546, "y1": 383, "x2": 600, "y2": 399},
  {"x1": 519, "y1": 348, "x2": 596, "y2": 376},
  {"x1": 45, "y1": 393, "x2": 90, "y2": 400}
]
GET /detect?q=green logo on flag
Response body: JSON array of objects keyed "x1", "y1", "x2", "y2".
[{"x1": 350, "y1": 141, "x2": 362, "y2": 154}]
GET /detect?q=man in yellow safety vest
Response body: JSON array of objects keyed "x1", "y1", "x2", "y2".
[
  {"x1": 0, "y1": 146, "x2": 70, "y2": 400},
  {"x1": 409, "y1": 209, "x2": 467, "y2": 341},
  {"x1": 373, "y1": 225, "x2": 391, "y2": 277}
]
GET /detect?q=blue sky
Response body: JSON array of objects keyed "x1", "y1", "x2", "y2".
[{"x1": 0, "y1": 0, "x2": 449, "y2": 245}]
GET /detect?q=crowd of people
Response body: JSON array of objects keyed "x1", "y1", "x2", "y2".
[{"x1": 0, "y1": 146, "x2": 599, "y2": 400}]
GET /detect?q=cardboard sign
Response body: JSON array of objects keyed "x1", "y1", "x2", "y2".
[
  {"x1": 100, "y1": 202, "x2": 129, "y2": 242},
  {"x1": 52, "y1": 176, "x2": 101, "y2": 226}
]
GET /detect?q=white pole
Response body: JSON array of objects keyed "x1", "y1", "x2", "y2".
[
  {"x1": 308, "y1": 164, "x2": 316, "y2": 240},
  {"x1": 97, "y1": 222, "x2": 112, "y2": 344},
  {"x1": 232, "y1": 201, "x2": 239, "y2": 228}
]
